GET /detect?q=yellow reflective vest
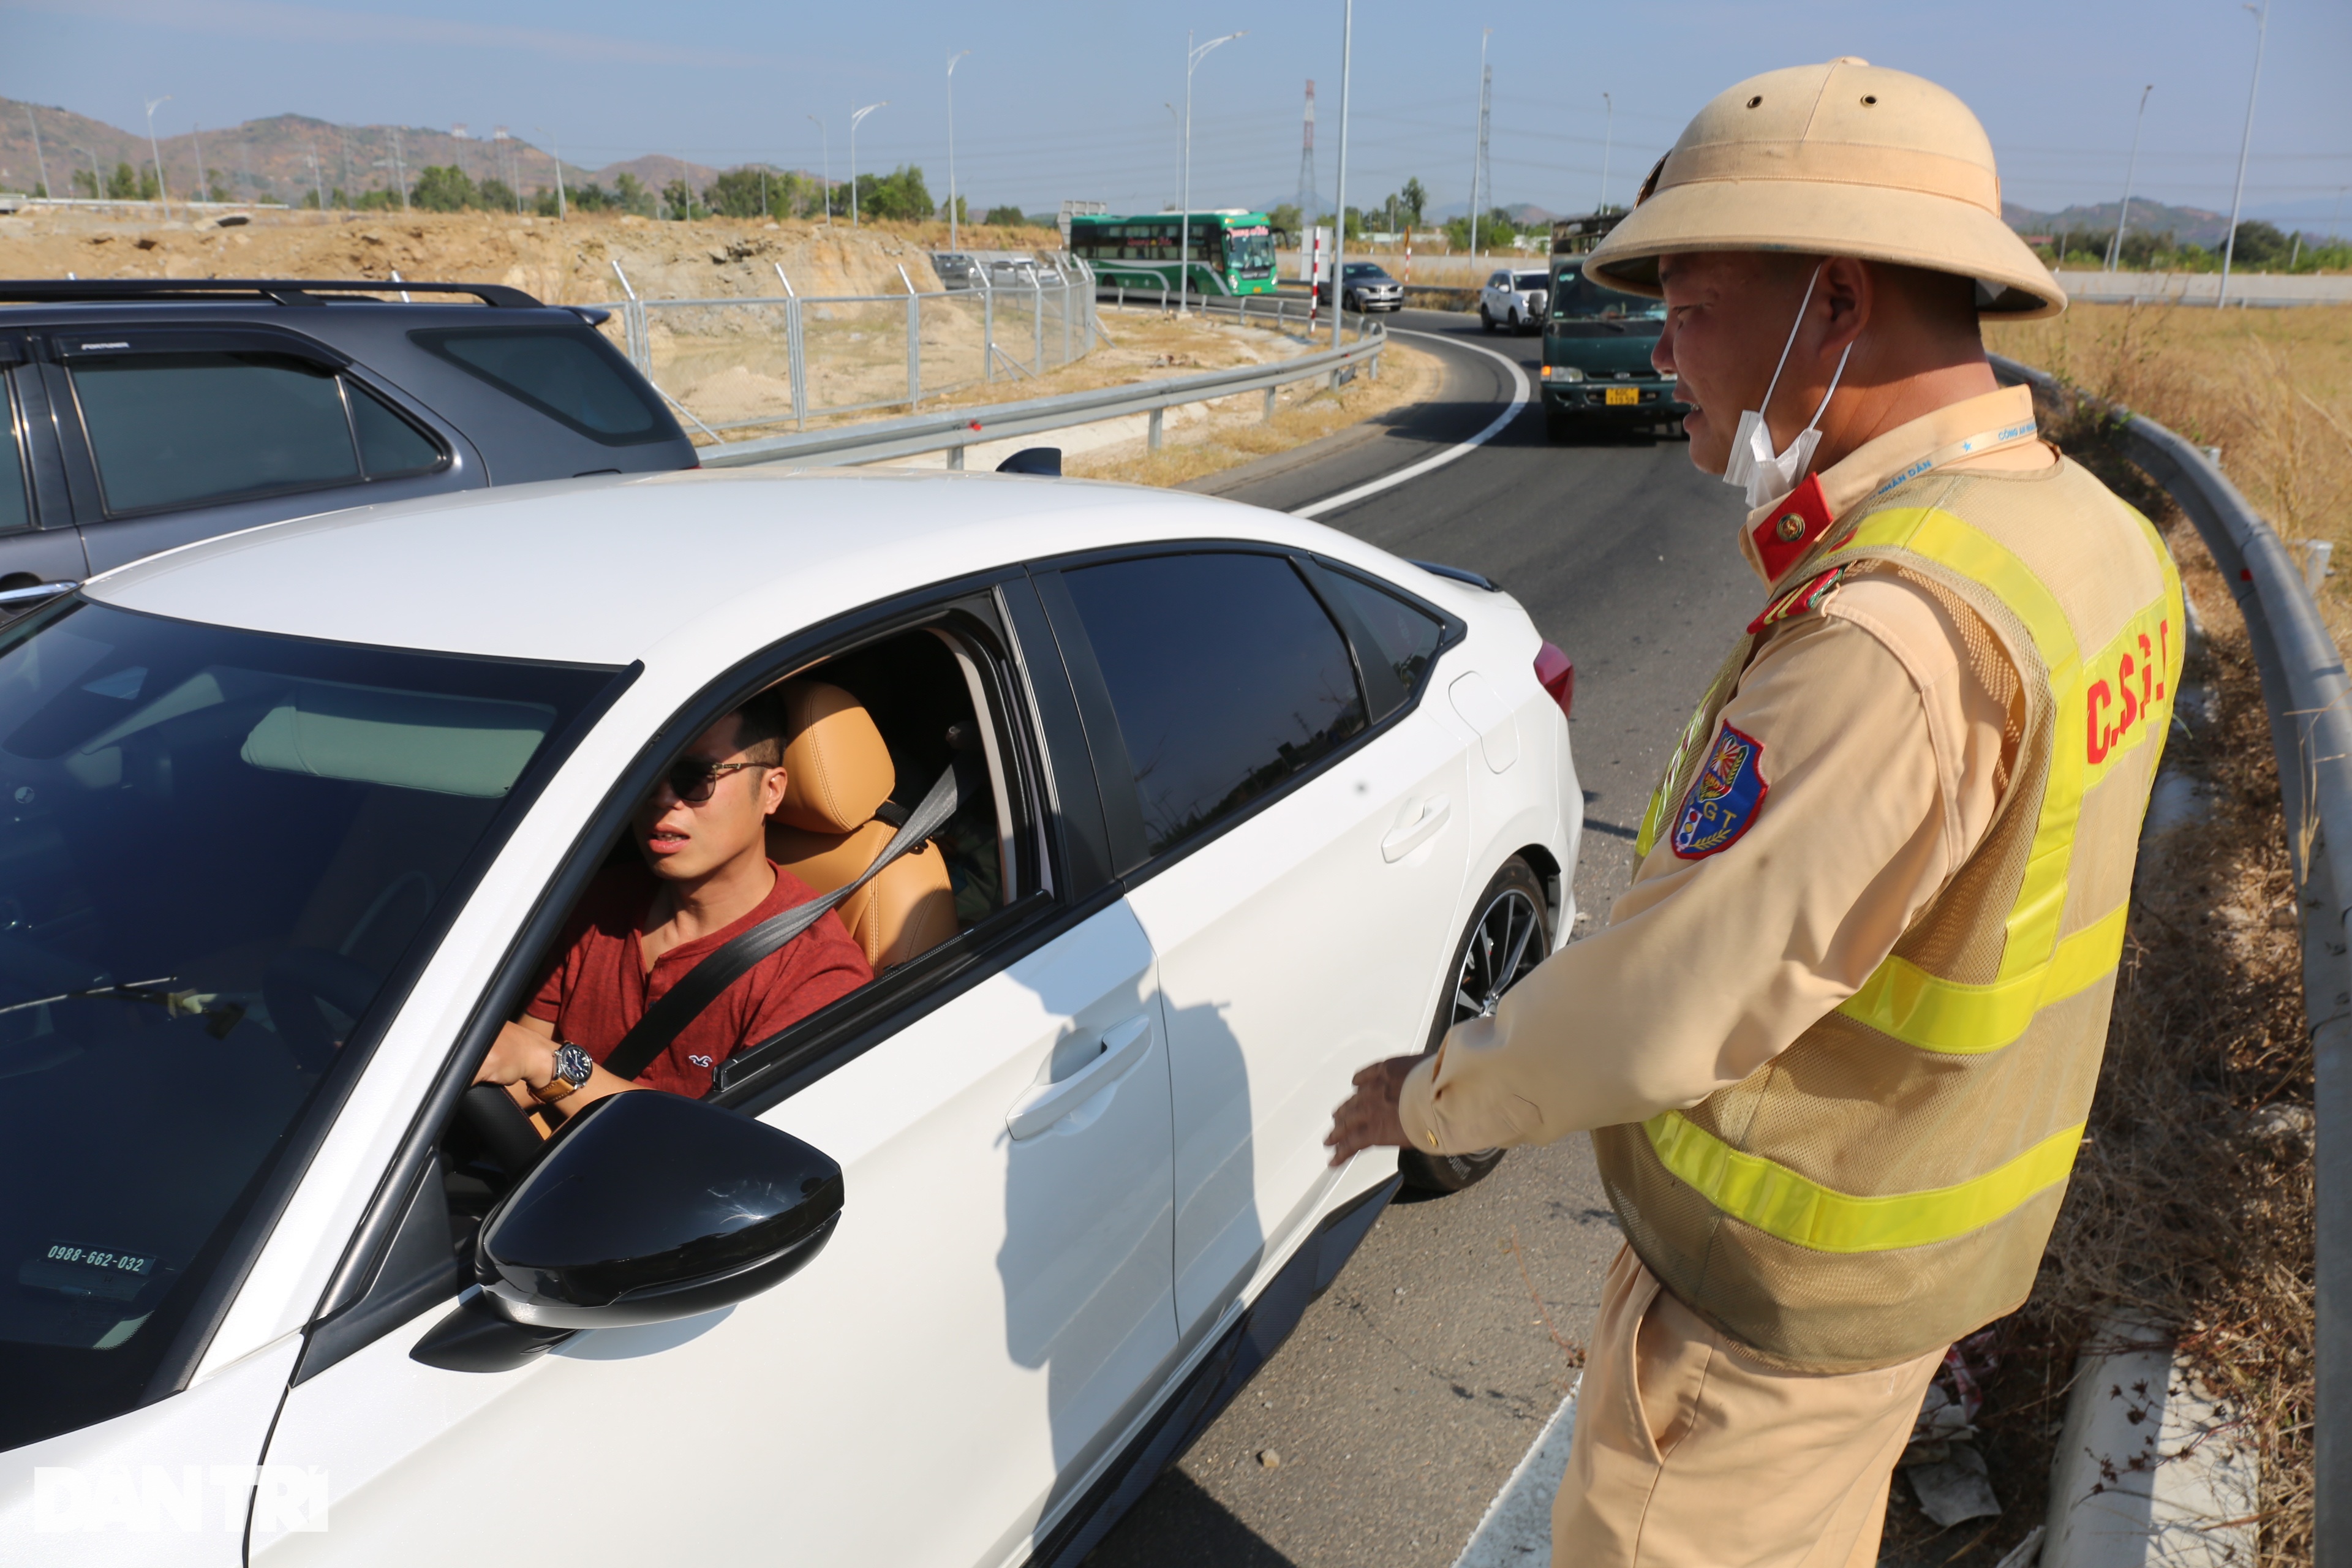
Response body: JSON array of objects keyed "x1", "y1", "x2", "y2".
[{"x1": 1599, "y1": 457, "x2": 2185, "y2": 1372}]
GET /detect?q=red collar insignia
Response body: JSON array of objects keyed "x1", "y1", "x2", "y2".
[
  {"x1": 1749, "y1": 473, "x2": 1833, "y2": 584},
  {"x1": 1746, "y1": 565, "x2": 1846, "y2": 635}
]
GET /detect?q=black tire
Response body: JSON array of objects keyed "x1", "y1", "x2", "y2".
[
  {"x1": 1396, "y1": 858, "x2": 1553, "y2": 1194},
  {"x1": 1545, "y1": 409, "x2": 1571, "y2": 442},
  {"x1": 1480, "y1": 304, "x2": 1496, "y2": 331}
]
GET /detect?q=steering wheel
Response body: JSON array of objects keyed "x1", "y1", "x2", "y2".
[
  {"x1": 459, "y1": 1081, "x2": 552, "y2": 1176},
  {"x1": 261, "y1": 946, "x2": 382, "y2": 1075}
]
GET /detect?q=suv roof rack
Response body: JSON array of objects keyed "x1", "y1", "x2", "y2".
[{"x1": 0, "y1": 277, "x2": 544, "y2": 309}]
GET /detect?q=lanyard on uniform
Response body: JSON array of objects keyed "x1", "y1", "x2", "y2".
[{"x1": 1866, "y1": 418, "x2": 2040, "y2": 501}]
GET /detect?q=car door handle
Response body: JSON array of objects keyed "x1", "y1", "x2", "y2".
[
  {"x1": 1006, "y1": 1014, "x2": 1155, "y2": 1141},
  {"x1": 1381, "y1": 795, "x2": 1451, "y2": 862}
]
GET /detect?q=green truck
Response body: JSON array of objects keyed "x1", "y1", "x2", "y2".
[{"x1": 1540, "y1": 216, "x2": 1689, "y2": 440}]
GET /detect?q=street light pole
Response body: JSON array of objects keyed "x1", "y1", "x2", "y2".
[
  {"x1": 850, "y1": 102, "x2": 886, "y2": 228},
  {"x1": 1330, "y1": 0, "x2": 1352, "y2": 351},
  {"x1": 536, "y1": 127, "x2": 565, "y2": 219},
  {"x1": 809, "y1": 115, "x2": 830, "y2": 222},
  {"x1": 1600, "y1": 91, "x2": 1614, "y2": 212},
  {"x1": 2107, "y1": 85, "x2": 2153, "y2": 272},
  {"x1": 143, "y1": 94, "x2": 172, "y2": 214},
  {"x1": 946, "y1": 51, "x2": 970, "y2": 251},
  {"x1": 1468, "y1": 29, "x2": 1491, "y2": 267},
  {"x1": 1179, "y1": 29, "x2": 1246, "y2": 318},
  {"x1": 24, "y1": 106, "x2": 47, "y2": 200},
  {"x1": 1163, "y1": 104, "x2": 1180, "y2": 212},
  {"x1": 2219, "y1": 0, "x2": 2269, "y2": 309}
]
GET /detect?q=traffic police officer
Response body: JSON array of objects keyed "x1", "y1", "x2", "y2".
[{"x1": 1326, "y1": 59, "x2": 2184, "y2": 1566}]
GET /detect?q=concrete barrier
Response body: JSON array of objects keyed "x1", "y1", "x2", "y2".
[{"x1": 2054, "y1": 270, "x2": 2352, "y2": 307}]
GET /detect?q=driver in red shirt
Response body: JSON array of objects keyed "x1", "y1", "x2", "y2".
[{"x1": 472, "y1": 695, "x2": 873, "y2": 1118}]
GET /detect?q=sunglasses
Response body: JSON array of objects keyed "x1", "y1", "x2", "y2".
[{"x1": 665, "y1": 759, "x2": 768, "y2": 804}]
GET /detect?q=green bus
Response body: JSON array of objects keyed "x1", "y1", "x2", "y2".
[{"x1": 1066, "y1": 211, "x2": 1279, "y2": 298}]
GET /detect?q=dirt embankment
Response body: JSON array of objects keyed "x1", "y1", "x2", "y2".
[{"x1": 0, "y1": 205, "x2": 1066, "y2": 303}]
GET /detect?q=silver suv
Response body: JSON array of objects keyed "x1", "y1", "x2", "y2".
[{"x1": 1479, "y1": 268, "x2": 1551, "y2": 334}]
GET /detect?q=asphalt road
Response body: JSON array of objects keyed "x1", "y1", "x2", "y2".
[{"x1": 1083, "y1": 309, "x2": 1758, "y2": 1568}]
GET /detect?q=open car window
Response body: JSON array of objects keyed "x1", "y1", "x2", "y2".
[
  {"x1": 445, "y1": 594, "x2": 1035, "y2": 1145},
  {"x1": 0, "y1": 598, "x2": 617, "y2": 1450}
]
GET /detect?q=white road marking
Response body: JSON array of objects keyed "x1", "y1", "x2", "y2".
[
  {"x1": 1290, "y1": 330, "x2": 1533, "y2": 520},
  {"x1": 1451, "y1": 1379, "x2": 1580, "y2": 1568}
]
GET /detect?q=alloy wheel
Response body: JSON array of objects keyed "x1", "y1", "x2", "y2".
[{"x1": 1452, "y1": 886, "x2": 1544, "y2": 1027}]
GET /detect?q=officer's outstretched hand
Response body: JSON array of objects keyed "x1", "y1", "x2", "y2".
[{"x1": 1325, "y1": 1054, "x2": 1422, "y2": 1166}]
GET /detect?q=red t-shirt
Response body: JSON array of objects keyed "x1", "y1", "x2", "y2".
[{"x1": 527, "y1": 859, "x2": 874, "y2": 1097}]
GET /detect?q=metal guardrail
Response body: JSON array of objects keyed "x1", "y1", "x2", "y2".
[
  {"x1": 1990, "y1": 353, "x2": 2348, "y2": 1564},
  {"x1": 699, "y1": 321, "x2": 1384, "y2": 470}
]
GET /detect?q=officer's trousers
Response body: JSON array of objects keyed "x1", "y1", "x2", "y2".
[{"x1": 1551, "y1": 1245, "x2": 1944, "y2": 1567}]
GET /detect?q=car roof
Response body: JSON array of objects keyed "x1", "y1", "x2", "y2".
[{"x1": 82, "y1": 470, "x2": 1470, "y2": 671}]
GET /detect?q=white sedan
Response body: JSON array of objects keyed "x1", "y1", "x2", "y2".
[{"x1": 0, "y1": 465, "x2": 1580, "y2": 1565}]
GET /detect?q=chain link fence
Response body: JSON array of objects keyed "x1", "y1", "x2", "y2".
[{"x1": 595, "y1": 257, "x2": 1102, "y2": 440}]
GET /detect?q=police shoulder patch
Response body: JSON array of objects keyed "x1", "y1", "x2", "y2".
[
  {"x1": 1671, "y1": 723, "x2": 1770, "y2": 860},
  {"x1": 1744, "y1": 565, "x2": 1846, "y2": 636}
]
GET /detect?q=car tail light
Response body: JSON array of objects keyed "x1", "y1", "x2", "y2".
[{"x1": 1535, "y1": 641, "x2": 1574, "y2": 721}]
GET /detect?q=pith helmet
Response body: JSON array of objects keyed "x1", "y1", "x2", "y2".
[{"x1": 1585, "y1": 58, "x2": 2065, "y2": 318}]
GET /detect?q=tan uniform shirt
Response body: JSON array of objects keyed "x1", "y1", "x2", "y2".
[{"x1": 1398, "y1": 385, "x2": 2056, "y2": 1153}]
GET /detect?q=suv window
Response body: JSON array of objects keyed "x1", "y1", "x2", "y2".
[
  {"x1": 1061, "y1": 552, "x2": 1368, "y2": 858},
  {"x1": 0, "y1": 598, "x2": 618, "y2": 1451},
  {"x1": 1, "y1": 375, "x2": 28, "y2": 535},
  {"x1": 68, "y1": 352, "x2": 445, "y2": 518},
  {"x1": 412, "y1": 326, "x2": 669, "y2": 446}
]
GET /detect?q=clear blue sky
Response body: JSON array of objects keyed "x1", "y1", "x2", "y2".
[{"x1": 4, "y1": 0, "x2": 2349, "y2": 229}]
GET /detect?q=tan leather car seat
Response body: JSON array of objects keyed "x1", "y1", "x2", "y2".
[{"x1": 766, "y1": 680, "x2": 960, "y2": 971}]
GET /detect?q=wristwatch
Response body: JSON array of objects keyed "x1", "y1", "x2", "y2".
[{"x1": 533, "y1": 1042, "x2": 594, "y2": 1104}]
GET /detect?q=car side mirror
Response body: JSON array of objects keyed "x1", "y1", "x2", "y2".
[{"x1": 412, "y1": 1090, "x2": 842, "y2": 1373}]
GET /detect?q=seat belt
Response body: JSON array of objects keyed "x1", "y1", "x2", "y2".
[{"x1": 600, "y1": 755, "x2": 973, "y2": 1083}]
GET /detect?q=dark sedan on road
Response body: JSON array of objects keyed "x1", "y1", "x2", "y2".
[{"x1": 1318, "y1": 262, "x2": 1405, "y2": 313}]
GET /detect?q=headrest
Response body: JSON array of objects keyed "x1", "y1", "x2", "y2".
[{"x1": 773, "y1": 680, "x2": 895, "y2": 834}]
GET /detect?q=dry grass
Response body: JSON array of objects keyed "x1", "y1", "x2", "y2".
[
  {"x1": 1877, "y1": 439, "x2": 2315, "y2": 1563},
  {"x1": 1062, "y1": 334, "x2": 1438, "y2": 489},
  {"x1": 1985, "y1": 304, "x2": 2352, "y2": 649}
]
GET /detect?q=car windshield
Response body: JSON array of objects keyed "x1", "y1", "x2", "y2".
[
  {"x1": 0, "y1": 598, "x2": 618, "y2": 1450},
  {"x1": 1344, "y1": 264, "x2": 1390, "y2": 280},
  {"x1": 1548, "y1": 268, "x2": 1666, "y2": 322},
  {"x1": 1514, "y1": 272, "x2": 1549, "y2": 291}
]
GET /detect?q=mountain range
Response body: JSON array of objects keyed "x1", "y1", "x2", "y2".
[
  {"x1": 0, "y1": 97, "x2": 788, "y2": 205},
  {"x1": 1, "y1": 99, "x2": 2324, "y2": 244},
  {"x1": 2000, "y1": 199, "x2": 2242, "y2": 249}
]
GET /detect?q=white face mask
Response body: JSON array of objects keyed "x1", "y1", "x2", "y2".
[{"x1": 1721, "y1": 263, "x2": 1857, "y2": 510}]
